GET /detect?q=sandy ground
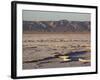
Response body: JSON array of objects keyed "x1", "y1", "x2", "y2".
[{"x1": 22, "y1": 33, "x2": 91, "y2": 69}]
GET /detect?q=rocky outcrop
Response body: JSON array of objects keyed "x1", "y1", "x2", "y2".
[{"x1": 23, "y1": 20, "x2": 90, "y2": 33}]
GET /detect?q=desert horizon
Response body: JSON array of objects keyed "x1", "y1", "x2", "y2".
[{"x1": 22, "y1": 11, "x2": 91, "y2": 69}]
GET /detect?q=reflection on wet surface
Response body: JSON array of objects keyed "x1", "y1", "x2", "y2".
[{"x1": 23, "y1": 34, "x2": 91, "y2": 69}]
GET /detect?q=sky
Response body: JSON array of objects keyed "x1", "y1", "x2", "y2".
[{"x1": 22, "y1": 10, "x2": 91, "y2": 21}]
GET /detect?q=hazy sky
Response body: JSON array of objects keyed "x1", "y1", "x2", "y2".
[{"x1": 22, "y1": 10, "x2": 91, "y2": 21}]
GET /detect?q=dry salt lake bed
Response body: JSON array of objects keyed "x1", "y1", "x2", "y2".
[{"x1": 22, "y1": 33, "x2": 91, "y2": 69}]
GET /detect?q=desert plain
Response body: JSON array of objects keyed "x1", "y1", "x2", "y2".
[{"x1": 23, "y1": 33, "x2": 91, "y2": 69}]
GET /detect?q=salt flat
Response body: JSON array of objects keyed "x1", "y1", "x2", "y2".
[{"x1": 22, "y1": 33, "x2": 91, "y2": 69}]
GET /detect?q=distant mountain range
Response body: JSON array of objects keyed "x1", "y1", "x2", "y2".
[{"x1": 23, "y1": 20, "x2": 90, "y2": 33}]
